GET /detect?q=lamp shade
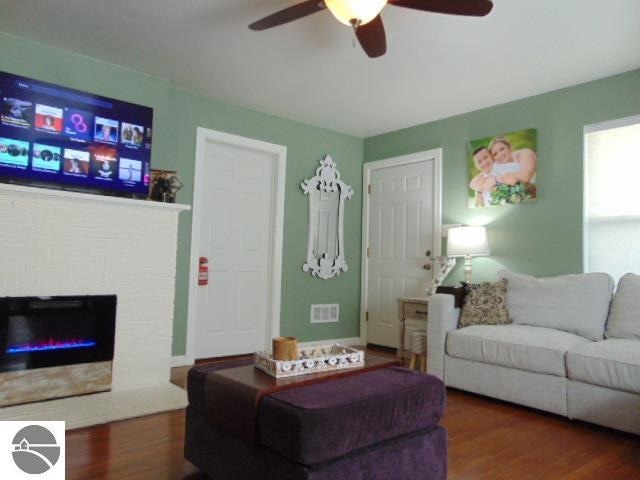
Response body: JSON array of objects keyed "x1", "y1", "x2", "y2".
[{"x1": 447, "y1": 226, "x2": 490, "y2": 257}]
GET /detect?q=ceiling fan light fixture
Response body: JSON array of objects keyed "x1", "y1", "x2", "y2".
[{"x1": 325, "y1": 0, "x2": 388, "y2": 26}]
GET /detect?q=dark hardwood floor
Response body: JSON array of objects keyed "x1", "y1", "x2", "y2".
[{"x1": 66, "y1": 353, "x2": 640, "y2": 479}]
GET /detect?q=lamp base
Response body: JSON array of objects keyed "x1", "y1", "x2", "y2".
[{"x1": 463, "y1": 255, "x2": 473, "y2": 284}]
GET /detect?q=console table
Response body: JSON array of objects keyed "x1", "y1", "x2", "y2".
[{"x1": 396, "y1": 286, "x2": 466, "y2": 364}]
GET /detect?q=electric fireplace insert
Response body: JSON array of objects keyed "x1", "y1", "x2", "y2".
[{"x1": 0, "y1": 295, "x2": 116, "y2": 374}]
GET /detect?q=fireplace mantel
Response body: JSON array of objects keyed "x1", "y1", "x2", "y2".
[{"x1": 0, "y1": 182, "x2": 190, "y2": 211}]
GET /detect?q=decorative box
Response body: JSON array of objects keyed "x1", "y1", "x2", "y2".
[{"x1": 254, "y1": 343, "x2": 365, "y2": 378}]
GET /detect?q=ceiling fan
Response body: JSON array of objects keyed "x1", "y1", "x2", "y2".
[{"x1": 249, "y1": 0, "x2": 494, "y2": 58}]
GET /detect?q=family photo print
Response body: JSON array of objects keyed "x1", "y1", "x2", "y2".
[{"x1": 467, "y1": 128, "x2": 538, "y2": 208}]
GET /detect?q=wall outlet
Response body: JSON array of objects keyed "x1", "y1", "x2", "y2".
[{"x1": 311, "y1": 304, "x2": 339, "y2": 323}]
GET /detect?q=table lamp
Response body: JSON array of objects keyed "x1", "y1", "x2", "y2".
[{"x1": 447, "y1": 226, "x2": 490, "y2": 284}]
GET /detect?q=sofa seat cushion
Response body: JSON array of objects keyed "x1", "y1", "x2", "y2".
[
  {"x1": 258, "y1": 367, "x2": 445, "y2": 465},
  {"x1": 567, "y1": 339, "x2": 640, "y2": 394},
  {"x1": 446, "y1": 325, "x2": 592, "y2": 376}
]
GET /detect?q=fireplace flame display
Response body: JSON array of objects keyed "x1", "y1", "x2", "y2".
[
  {"x1": 6, "y1": 338, "x2": 98, "y2": 354},
  {"x1": 1, "y1": 295, "x2": 116, "y2": 373}
]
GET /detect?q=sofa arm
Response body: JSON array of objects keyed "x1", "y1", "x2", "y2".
[{"x1": 427, "y1": 293, "x2": 460, "y2": 380}]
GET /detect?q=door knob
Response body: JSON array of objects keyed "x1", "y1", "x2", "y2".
[
  {"x1": 423, "y1": 264, "x2": 431, "y2": 270},
  {"x1": 426, "y1": 250, "x2": 431, "y2": 257}
]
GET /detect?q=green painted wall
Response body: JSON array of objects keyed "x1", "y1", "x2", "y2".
[
  {"x1": 3, "y1": 29, "x2": 639, "y2": 355},
  {"x1": 364, "y1": 69, "x2": 640, "y2": 284},
  {"x1": 0, "y1": 32, "x2": 363, "y2": 356},
  {"x1": 167, "y1": 89, "x2": 363, "y2": 354}
]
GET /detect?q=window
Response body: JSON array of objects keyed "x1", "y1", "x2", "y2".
[{"x1": 584, "y1": 116, "x2": 640, "y2": 281}]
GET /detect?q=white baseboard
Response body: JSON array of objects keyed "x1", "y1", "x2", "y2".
[
  {"x1": 298, "y1": 337, "x2": 363, "y2": 348},
  {"x1": 171, "y1": 355, "x2": 194, "y2": 367}
]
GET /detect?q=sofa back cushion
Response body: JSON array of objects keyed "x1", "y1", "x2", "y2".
[
  {"x1": 497, "y1": 270, "x2": 614, "y2": 341},
  {"x1": 606, "y1": 273, "x2": 640, "y2": 340}
]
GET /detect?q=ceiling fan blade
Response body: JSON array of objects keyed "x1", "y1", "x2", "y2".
[
  {"x1": 249, "y1": 1, "x2": 326, "y2": 31},
  {"x1": 355, "y1": 15, "x2": 387, "y2": 58},
  {"x1": 390, "y1": 0, "x2": 493, "y2": 17}
]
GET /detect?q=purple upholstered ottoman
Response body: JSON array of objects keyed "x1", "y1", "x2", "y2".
[{"x1": 185, "y1": 365, "x2": 447, "y2": 480}]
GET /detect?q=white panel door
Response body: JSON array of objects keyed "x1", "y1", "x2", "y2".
[
  {"x1": 195, "y1": 139, "x2": 274, "y2": 358},
  {"x1": 366, "y1": 160, "x2": 435, "y2": 347}
]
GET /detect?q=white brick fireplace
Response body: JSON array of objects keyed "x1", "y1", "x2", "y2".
[{"x1": 0, "y1": 183, "x2": 189, "y2": 428}]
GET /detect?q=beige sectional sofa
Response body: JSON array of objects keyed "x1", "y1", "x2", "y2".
[{"x1": 427, "y1": 271, "x2": 640, "y2": 435}]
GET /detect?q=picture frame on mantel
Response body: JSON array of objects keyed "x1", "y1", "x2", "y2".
[
  {"x1": 148, "y1": 169, "x2": 183, "y2": 203},
  {"x1": 467, "y1": 128, "x2": 538, "y2": 208}
]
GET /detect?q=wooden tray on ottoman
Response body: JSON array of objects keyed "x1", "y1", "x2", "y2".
[{"x1": 254, "y1": 343, "x2": 364, "y2": 378}]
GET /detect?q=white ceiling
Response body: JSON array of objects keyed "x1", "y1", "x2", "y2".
[{"x1": 1, "y1": 0, "x2": 639, "y2": 137}]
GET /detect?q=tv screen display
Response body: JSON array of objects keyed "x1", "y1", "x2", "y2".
[{"x1": 0, "y1": 70, "x2": 153, "y2": 197}]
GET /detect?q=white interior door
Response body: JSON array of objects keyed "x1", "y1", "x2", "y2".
[
  {"x1": 194, "y1": 139, "x2": 276, "y2": 358},
  {"x1": 365, "y1": 158, "x2": 438, "y2": 347}
]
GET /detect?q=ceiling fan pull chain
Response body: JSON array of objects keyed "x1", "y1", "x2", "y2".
[{"x1": 350, "y1": 19, "x2": 360, "y2": 49}]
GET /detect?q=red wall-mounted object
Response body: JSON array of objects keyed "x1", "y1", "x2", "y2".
[{"x1": 198, "y1": 257, "x2": 209, "y2": 286}]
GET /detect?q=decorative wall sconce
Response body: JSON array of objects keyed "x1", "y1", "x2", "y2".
[{"x1": 301, "y1": 155, "x2": 353, "y2": 279}]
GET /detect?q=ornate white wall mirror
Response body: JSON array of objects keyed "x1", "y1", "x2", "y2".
[{"x1": 301, "y1": 155, "x2": 353, "y2": 279}]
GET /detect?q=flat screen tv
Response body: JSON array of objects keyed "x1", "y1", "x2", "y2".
[{"x1": 0, "y1": 70, "x2": 153, "y2": 198}]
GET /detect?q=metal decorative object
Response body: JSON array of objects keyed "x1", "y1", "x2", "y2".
[
  {"x1": 301, "y1": 155, "x2": 354, "y2": 279},
  {"x1": 254, "y1": 343, "x2": 364, "y2": 378},
  {"x1": 425, "y1": 256, "x2": 456, "y2": 296}
]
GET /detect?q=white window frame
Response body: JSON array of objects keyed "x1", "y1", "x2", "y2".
[{"x1": 583, "y1": 114, "x2": 640, "y2": 273}]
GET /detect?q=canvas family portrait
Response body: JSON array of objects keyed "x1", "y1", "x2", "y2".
[{"x1": 468, "y1": 128, "x2": 538, "y2": 207}]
